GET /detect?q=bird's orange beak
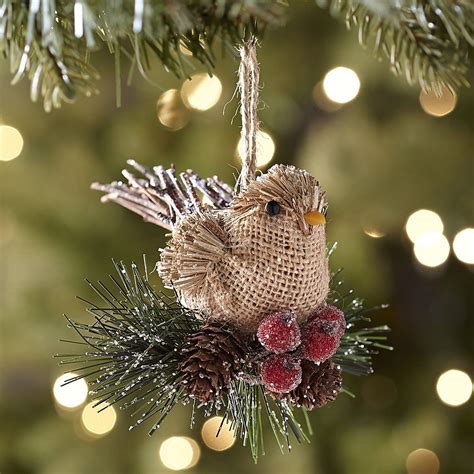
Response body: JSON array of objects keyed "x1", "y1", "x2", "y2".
[{"x1": 304, "y1": 211, "x2": 326, "y2": 226}]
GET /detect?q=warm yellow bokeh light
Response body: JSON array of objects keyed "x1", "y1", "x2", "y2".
[
  {"x1": 81, "y1": 402, "x2": 117, "y2": 436},
  {"x1": 453, "y1": 228, "x2": 474, "y2": 264},
  {"x1": 419, "y1": 86, "x2": 457, "y2": 117},
  {"x1": 322, "y1": 67, "x2": 360, "y2": 104},
  {"x1": 406, "y1": 448, "x2": 440, "y2": 474},
  {"x1": 53, "y1": 373, "x2": 88, "y2": 409},
  {"x1": 159, "y1": 436, "x2": 200, "y2": 471},
  {"x1": 436, "y1": 369, "x2": 472, "y2": 407},
  {"x1": 237, "y1": 130, "x2": 275, "y2": 168},
  {"x1": 0, "y1": 125, "x2": 24, "y2": 161},
  {"x1": 181, "y1": 73, "x2": 222, "y2": 111},
  {"x1": 201, "y1": 416, "x2": 236, "y2": 451},
  {"x1": 406, "y1": 209, "x2": 444, "y2": 243},
  {"x1": 413, "y1": 232, "x2": 450, "y2": 267},
  {"x1": 156, "y1": 89, "x2": 189, "y2": 131}
]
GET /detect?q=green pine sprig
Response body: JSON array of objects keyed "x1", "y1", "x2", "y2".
[
  {"x1": 57, "y1": 257, "x2": 390, "y2": 461},
  {"x1": 57, "y1": 260, "x2": 199, "y2": 434}
]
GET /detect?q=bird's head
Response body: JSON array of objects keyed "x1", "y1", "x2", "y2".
[{"x1": 230, "y1": 164, "x2": 327, "y2": 237}]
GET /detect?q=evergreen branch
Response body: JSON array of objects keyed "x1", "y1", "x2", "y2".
[
  {"x1": 329, "y1": 269, "x2": 392, "y2": 376},
  {"x1": 1, "y1": 1, "x2": 99, "y2": 111},
  {"x1": 0, "y1": 0, "x2": 283, "y2": 110},
  {"x1": 57, "y1": 258, "x2": 389, "y2": 460},
  {"x1": 56, "y1": 261, "x2": 201, "y2": 430},
  {"x1": 1, "y1": 1, "x2": 472, "y2": 109},
  {"x1": 223, "y1": 381, "x2": 309, "y2": 461},
  {"x1": 318, "y1": 0, "x2": 474, "y2": 92}
]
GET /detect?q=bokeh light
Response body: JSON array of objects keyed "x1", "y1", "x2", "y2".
[
  {"x1": 181, "y1": 73, "x2": 222, "y2": 111},
  {"x1": 405, "y1": 209, "x2": 444, "y2": 243},
  {"x1": 452, "y1": 228, "x2": 474, "y2": 264},
  {"x1": 237, "y1": 130, "x2": 275, "y2": 168},
  {"x1": 156, "y1": 89, "x2": 189, "y2": 131},
  {"x1": 201, "y1": 416, "x2": 236, "y2": 451},
  {"x1": 413, "y1": 232, "x2": 450, "y2": 267},
  {"x1": 81, "y1": 402, "x2": 117, "y2": 436},
  {"x1": 159, "y1": 436, "x2": 200, "y2": 471},
  {"x1": 322, "y1": 67, "x2": 360, "y2": 104},
  {"x1": 436, "y1": 369, "x2": 472, "y2": 406},
  {"x1": 419, "y1": 86, "x2": 457, "y2": 117},
  {"x1": 0, "y1": 125, "x2": 24, "y2": 161},
  {"x1": 53, "y1": 373, "x2": 88, "y2": 409},
  {"x1": 406, "y1": 448, "x2": 440, "y2": 474}
]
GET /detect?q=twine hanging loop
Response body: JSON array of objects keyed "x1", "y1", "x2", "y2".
[{"x1": 238, "y1": 37, "x2": 260, "y2": 192}]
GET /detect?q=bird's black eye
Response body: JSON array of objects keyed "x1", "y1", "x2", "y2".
[{"x1": 265, "y1": 200, "x2": 281, "y2": 216}]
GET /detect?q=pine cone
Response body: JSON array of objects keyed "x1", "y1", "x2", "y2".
[
  {"x1": 179, "y1": 321, "x2": 247, "y2": 403},
  {"x1": 276, "y1": 360, "x2": 342, "y2": 410}
]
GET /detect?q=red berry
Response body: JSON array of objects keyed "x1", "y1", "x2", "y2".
[
  {"x1": 309, "y1": 305, "x2": 346, "y2": 338},
  {"x1": 257, "y1": 312, "x2": 301, "y2": 354},
  {"x1": 260, "y1": 355, "x2": 302, "y2": 393},
  {"x1": 300, "y1": 322, "x2": 340, "y2": 363}
]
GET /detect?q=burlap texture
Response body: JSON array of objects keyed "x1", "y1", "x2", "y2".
[{"x1": 159, "y1": 165, "x2": 330, "y2": 334}]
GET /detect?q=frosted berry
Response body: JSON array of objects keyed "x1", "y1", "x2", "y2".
[
  {"x1": 260, "y1": 354, "x2": 302, "y2": 393},
  {"x1": 257, "y1": 311, "x2": 301, "y2": 354},
  {"x1": 300, "y1": 322, "x2": 340, "y2": 363},
  {"x1": 309, "y1": 305, "x2": 346, "y2": 338}
]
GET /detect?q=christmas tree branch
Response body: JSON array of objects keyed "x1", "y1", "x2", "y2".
[
  {"x1": 1, "y1": 0, "x2": 99, "y2": 111},
  {"x1": 318, "y1": 0, "x2": 474, "y2": 93},
  {"x1": 0, "y1": 0, "x2": 282, "y2": 110},
  {"x1": 1, "y1": 1, "x2": 472, "y2": 109}
]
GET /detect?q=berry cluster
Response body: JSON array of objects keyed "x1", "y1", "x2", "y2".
[{"x1": 257, "y1": 306, "x2": 345, "y2": 393}]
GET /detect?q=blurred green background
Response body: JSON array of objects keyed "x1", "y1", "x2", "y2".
[{"x1": 1, "y1": 3, "x2": 473, "y2": 474}]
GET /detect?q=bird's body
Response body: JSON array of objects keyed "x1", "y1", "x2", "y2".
[{"x1": 93, "y1": 163, "x2": 329, "y2": 334}]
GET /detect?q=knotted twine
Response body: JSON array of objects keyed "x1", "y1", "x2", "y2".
[{"x1": 238, "y1": 37, "x2": 260, "y2": 192}]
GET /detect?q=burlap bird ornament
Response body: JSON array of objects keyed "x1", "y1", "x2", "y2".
[
  {"x1": 59, "y1": 40, "x2": 389, "y2": 460},
  {"x1": 89, "y1": 39, "x2": 350, "y2": 404},
  {"x1": 93, "y1": 162, "x2": 329, "y2": 334}
]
